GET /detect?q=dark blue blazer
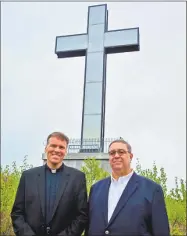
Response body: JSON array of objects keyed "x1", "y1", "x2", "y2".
[{"x1": 87, "y1": 172, "x2": 170, "y2": 236}]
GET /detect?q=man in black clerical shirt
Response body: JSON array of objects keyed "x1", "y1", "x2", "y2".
[{"x1": 11, "y1": 132, "x2": 88, "y2": 236}]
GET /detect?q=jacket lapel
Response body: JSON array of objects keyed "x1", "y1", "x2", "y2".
[
  {"x1": 37, "y1": 166, "x2": 46, "y2": 218},
  {"x1": 51, "y1": 165, "x2": 70, "y2": 219},
  {"x1": 108, "y1": 172, "x2": 139, "y2": 226},
  {"x1": 102, "y1": 177, "x2": 111, "y2": 226}
]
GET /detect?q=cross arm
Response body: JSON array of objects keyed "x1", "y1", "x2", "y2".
[
  {"x1": 104, "y1": 27, "x2": 140, "y2": 54},
  {"x1": 55, "y1": 33, "x2": 88, "y2": 58}
]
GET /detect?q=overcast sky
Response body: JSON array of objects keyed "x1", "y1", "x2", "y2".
[{"x1": 2, "y1": 2, "x2": 186, "y2": 189}]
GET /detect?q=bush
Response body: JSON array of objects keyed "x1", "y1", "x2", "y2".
[
  {"x1": 81, "y1": 157, "x2": 109, "y2": 193},
  {"x1": 1, "y1": 157, "x2": 186, "y2": 235},
  {"x1": 0, "y1": 156, "x2": 33, "y2": 235}
]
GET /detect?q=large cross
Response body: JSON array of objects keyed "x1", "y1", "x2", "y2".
[{"x1": 55, "y1": 4, "x2": 140, "y2": 152}]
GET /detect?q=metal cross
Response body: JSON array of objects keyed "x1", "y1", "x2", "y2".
[{"x1": 55, "y1": 4, "x2": 140, "y2": 152}]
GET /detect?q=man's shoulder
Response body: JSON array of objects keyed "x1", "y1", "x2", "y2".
[
  {"x1": 92, "y1": 177, "x2": 110, "y2": 189},
  {"x1": 22, "y1": 166, "x2": 43, "y2": 175},
  {"x1": 137, "y1": 173, "x2": 162, "y2": 191},
  {"x1": 64, "y1": 165, "x2": 85, "y2": 177}
]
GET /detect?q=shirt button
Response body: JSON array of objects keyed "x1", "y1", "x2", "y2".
[{"x1": 105, "y1": 230, "x2": 109, "y2": 234}]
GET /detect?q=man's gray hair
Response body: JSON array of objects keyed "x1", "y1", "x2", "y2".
[{"x1": 108, "y1": 138, "x2": 132, "y2": 153}]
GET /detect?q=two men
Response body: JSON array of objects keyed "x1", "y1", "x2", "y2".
[
  {"x1": 11, "y1": 133, "x2": 170, "y2": 236},
  {"x1": 11, "y1": 132, "x2": 88, "y2": 236}
]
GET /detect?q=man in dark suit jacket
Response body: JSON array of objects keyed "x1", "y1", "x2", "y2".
[
  {"x1": 87, "y1": 139, "x2": 170, "y2": 236},
  {"x1": 11, "y1": 132, "x2": 88, "y2": 236}
]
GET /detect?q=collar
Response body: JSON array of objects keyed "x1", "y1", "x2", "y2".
[
  {"x1": 111, "y1": 169, "x2": 134, "y2": 183},
  {"x1": 45, "y1": 163, "x2": 64, "y2": 173}
]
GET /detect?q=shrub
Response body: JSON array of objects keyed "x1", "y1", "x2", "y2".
[
  {"x1": 0, "y1": 156, "x2": 33, "y2": 235},
  {"x1": 1, "y1": 156, "x2": 186, "y2": 235}
]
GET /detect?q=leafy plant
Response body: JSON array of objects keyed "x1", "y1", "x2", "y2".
[
  {"x1": 81, "y1": 157, "x2": 109, "y2": 193},
  {"x1": 0, "y1": 156, "x2": 33, "y2": 235},
  {"x1": 0, "y1": 156, "x2": 186, "y2": 236}
]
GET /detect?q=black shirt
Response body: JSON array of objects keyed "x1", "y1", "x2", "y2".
[{"x1": 45, "y1": 164, "x2": 64, "y2": 224}]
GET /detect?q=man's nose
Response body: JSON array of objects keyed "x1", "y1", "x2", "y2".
[
  {"x1": 114, "y1": 152, "x2": 120, "y2": 158},
  {"x1": 54, "y1": 146, "x2": 60, "y2": 152}
]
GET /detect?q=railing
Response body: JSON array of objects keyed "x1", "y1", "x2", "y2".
[{"x1": 67, "y1": 138, "x2": 117, "y2": 153}]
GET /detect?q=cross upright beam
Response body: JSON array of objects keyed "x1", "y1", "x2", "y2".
[{"x1": 55, "y1": 4, "x2": 140, "y2": 152}]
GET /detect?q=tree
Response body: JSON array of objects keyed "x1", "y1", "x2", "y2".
[
  {"x1": 136, "y1": 159, "x2": 167, "y2": 196},
  {"x1": 81, "y1": 157, "x2": 109, "y2": 193},
  {"x1": 136, "y1": 158, "x2": 186, "y2": 235},
  {"x1": 0, "y1": 156, "x2": 33, "y2": 235},
  {"x1": 1, "y1": 156, "x2": 186, "y2": 235}
]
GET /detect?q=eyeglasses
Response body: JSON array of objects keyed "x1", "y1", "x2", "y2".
[{"x1": 108, "y1": 149, "x2": 129, "y2": 156}]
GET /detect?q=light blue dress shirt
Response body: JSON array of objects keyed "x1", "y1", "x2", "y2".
[{"x1": 108, "y1": 170, "x2": 134, "y2": 222}]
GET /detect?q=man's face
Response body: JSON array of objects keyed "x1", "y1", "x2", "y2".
[
  {"x1": 45, "y1": 137, "x2": 67, "y2": 166},
  {"x1": 109, "y1": 142, "x2": 133, "y2": 172}
]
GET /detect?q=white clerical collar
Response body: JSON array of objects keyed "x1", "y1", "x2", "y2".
[
  {"x1": 46, "y1": 163, "x2": 64, "y2": 173},
  {"x1": 111, "y1": 170, "x2": 134, "y2": 183}
]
